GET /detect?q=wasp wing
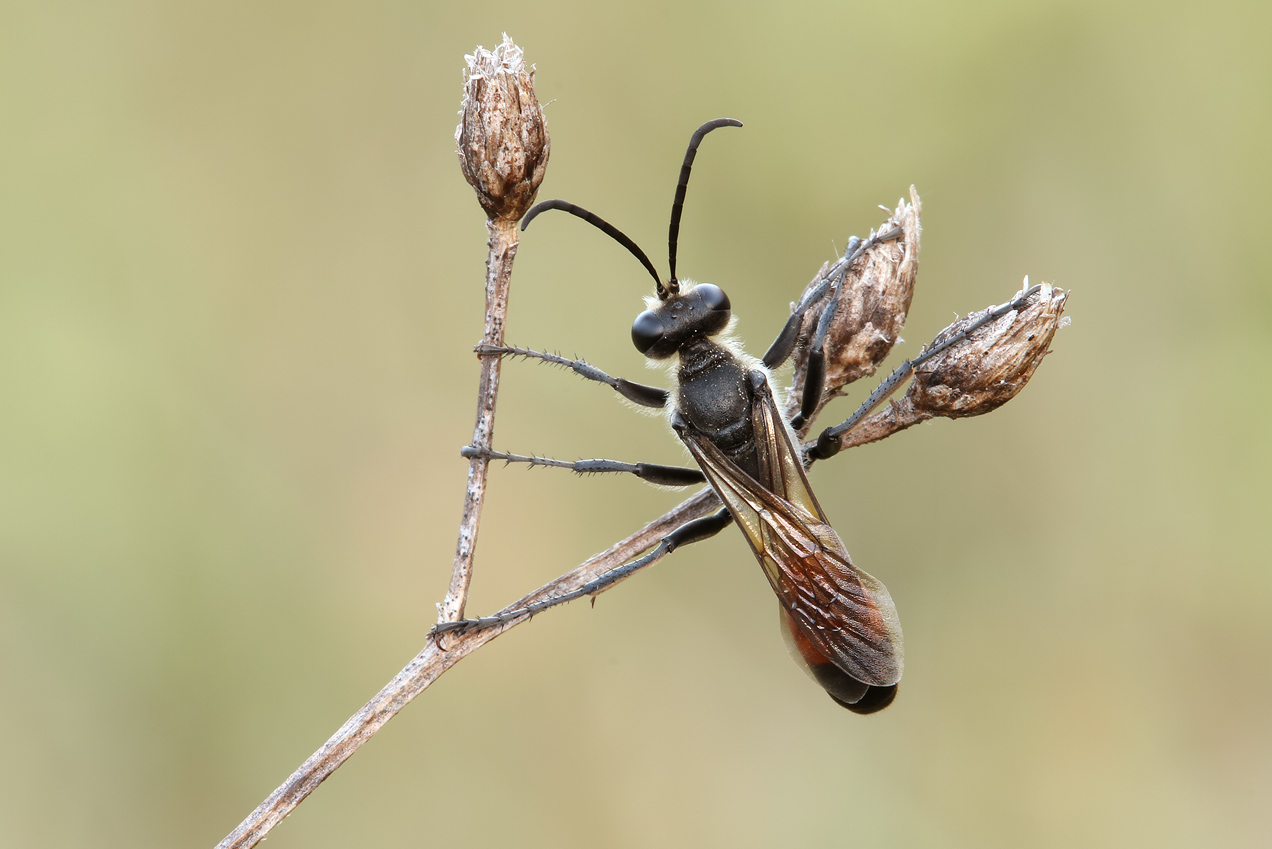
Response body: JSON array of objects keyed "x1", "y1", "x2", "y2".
[{"x1": 678, "y1": 379, "x2": 903, "y2": 689}]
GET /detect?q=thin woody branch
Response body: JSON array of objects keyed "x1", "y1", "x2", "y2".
[
  {"x1": 441, "y1": 216, "x2": 518, "y2": 622},
  {"x1": 441, "y1": 35, "x2": 550, "y2": 623},
  {"x1": 216, "y1": 489, "x2": 719, "y2": 849}
]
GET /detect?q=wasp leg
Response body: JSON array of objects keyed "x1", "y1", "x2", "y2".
[
  {"x1": 462, "y1": 445, "x2": 705, "y2": 487},
  {"x1": 432, "y1": 508, "x2": 733, "y2": 634},
  {"x1": 762, "y1": 226, "x2": 903, "y2": 373},
  {"x1": 791, "y1": 264, "x2": 845, "y2": 430},
  {"x1": 808, "y1": 282, "x2": 1045, "y2": 462},
  {"x1": 476, "y1": 343, "x2": 668, "y2": 408}
]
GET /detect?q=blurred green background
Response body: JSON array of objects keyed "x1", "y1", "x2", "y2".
[{"x1": 2, "y1": 0, "x2": 1269, "y2": 846}]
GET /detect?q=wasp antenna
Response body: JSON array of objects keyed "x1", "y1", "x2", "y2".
[
  {"x1": 667, "y1": 118, "x2": 743, "y2": 292},
  {"x1": 522, "y1": 199, "x2": 666, "y2": 296}
]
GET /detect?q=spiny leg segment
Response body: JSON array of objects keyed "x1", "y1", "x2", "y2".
[
  {"x1": 476, "y1": 343, "x2": 668, "y2": 408},
  {"x1": 462, "y1": 445, "x2": 705, "y2": 487}
]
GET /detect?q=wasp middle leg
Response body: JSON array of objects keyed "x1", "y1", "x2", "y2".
[{"x1": 461, "y1": 445, "x2": 705, "y2": 487}]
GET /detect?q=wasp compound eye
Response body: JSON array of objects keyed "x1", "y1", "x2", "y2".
[
  {"x1": 696, "y1": 283, "x2": 730, "y2": 313},
  {"x1": 631, "y1": 310, "x2": 665, "y2": 355}
]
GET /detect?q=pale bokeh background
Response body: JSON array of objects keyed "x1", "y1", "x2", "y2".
[{"x1": 2, "y1": 1, "x2": 1269, "y2": 847}]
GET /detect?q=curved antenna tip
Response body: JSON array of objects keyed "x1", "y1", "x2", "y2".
[
  {"x1": 668, "y1": 119, "x2": 744, "y2": 284},
  {"x1": 520, "y1": 201, "x2": 557, "y2": 231},
  {"x1": 694, "y1": 118, "x2": 743, "y2": 132}
]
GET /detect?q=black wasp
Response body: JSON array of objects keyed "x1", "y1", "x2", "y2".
[{"x1": 444, "y1": 118, "x2": 914, "y2": 713}]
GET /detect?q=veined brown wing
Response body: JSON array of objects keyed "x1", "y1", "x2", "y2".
[{"x1": 677, "y1": 381, "x2": 903, "y2": 690}]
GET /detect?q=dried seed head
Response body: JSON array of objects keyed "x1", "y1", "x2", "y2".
[
  {"x1": 909, "y1": 279, "x2": 1069, "y2": 418},
  {"x1": 456, "y1": 35, "x2": 550, "y2": 222},
  {"x1": 826, "y1": 280, "x2": 1069, "y2": 454},
  {"x1": 787, "y1": 187, "x2": 921, "y2": 427}
]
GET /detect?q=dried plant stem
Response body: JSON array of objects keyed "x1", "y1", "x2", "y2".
[
  {"x1": 216, "y1": 488, "x2": 718, "y2": 849},
  {"x1": 441, "y1": 217, "x2": 518, "y2": 622},
  {"x1": 218, "y1": 215, "x2": 534, "y2": 849}
]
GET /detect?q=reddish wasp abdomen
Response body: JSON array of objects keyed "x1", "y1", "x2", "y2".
[{"x1": 779, "y1": 607, "x2": 898, "y2": 714}]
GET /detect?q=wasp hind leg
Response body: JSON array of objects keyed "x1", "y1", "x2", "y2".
[{"x1": 432, "y1": 508, "x2": 733, "y2": 635}]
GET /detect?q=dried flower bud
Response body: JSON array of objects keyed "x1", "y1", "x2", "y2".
[
  {"x1": 828, "y1": 280, "x2": 1068, "y2": 453},
  {"x1": 909, "y1": 279, "x2": 1068, "y2": 418},
  {"x1": 456, "y1": 35, "x2": 550, "y2": 222},
  {"x1": 786, "y1": 187, "x2": 921, "y2": 427}
]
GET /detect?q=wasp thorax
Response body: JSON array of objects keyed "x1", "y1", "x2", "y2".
[{"x1": 631, "y1": 282, "x2": 732, "y2": 359}]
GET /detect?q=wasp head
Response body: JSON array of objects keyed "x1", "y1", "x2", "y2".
[{"x1": 631, "y1": 281, "x2": 732, "y2": 359}]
